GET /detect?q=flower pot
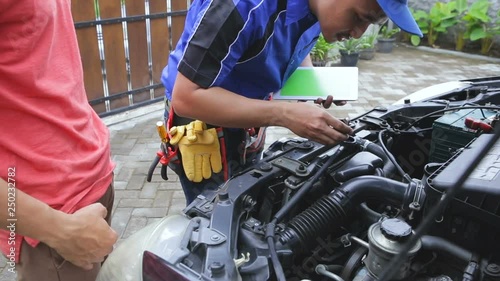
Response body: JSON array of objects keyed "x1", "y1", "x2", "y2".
[
  {"x1": 359, "y1": 48, "x2": 375, "y2": 60},
  {"x1": 377, "y1": 38, "x2": 396, "y2": 53},
  {"x1": 340, "y1": 51, "x2": 359, "y2": 67},
  {"x1": 312, "y1": 60, "x2": 327, "y2": 67}
]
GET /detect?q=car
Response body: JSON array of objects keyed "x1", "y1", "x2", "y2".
[{"x1": 97, "y1": 76, "x2": 500, "y2": 281}]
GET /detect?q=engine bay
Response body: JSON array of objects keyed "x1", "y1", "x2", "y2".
[{"x1": 142, "y1": 77, "x2": 500, "y2": 281}]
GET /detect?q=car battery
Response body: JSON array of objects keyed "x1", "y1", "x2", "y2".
[{"x1": 429, "y1": 108, "x2": 498, "y2": 163}]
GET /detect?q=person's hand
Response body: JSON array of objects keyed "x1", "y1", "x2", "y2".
[
  {"x1": 298, "y1": 95, "x2": 348, "y2": 109},
  {"x1": 314, "y1": 95, "x2": 347, "y2": 108},
  {"x1": 169, "y1": 120, "x2": 222, "y2": 182},
  {"x1": 284, "y1": 102, "x2": 353, "y2": 145},
  {"x1": 47, "y1": 203, "x2": 118, "y2": 270}
]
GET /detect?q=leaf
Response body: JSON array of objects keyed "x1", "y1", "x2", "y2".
[
  {"x1": 410, "y1": 35, "x2": 421, "y2": 46},
  {"x1": 469, "y1": 10, "x2": 490, "y2": 22},
  {"x1": 414, "y1": 10, "x2": 429, "y2": 20},
  {"x1": 311, "y1": 33, "x2": 333, "y2": 60},
  {"x1": 468, "y1": 0, "x2": 490, "y2": 22},
  {"x1": 418, "y1": 22, "x2": 430, "y2": 30},
  {"x1": 441, "y1": 19, "x2": 457, "y2": 28},
  {"x1": 434, "y1": 26, "x2": 448, "y2": 33},
  {"x1": 448, "y1": 1, "x2": 457, "y2": 12},
  {"x1": 470, "y1": 28, "x2": 487, "y2": 41},
  {"x1": 456, "y1": 0, "x2": 467, "y2": 14}
]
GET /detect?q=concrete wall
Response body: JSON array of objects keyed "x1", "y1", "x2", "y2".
[
  {"x1": 409, "y1": 0, "x2": 499, "y2": 19},
  {"x1": 408, "y1": 0, "x2": 500, "y2": 46}
]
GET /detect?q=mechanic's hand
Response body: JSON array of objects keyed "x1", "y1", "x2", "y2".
[
  {"x1": 169, "y1": 120, "x2": 222, "y2": 182},
  {"x1": 314, "y1": 95, "x2": 347, "y2": 108},
  {"x1": 47, "y1": 203, "x2": 117, "y2": 270},
  {"x1": 298, "y1": 95, "x2": 347, "y2": 109},
  {"x1": 285, "y1": 103, "x2": 353, "y2": 145}
]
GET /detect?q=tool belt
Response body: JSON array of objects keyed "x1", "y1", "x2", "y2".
[{"x1": 146, "y1": 99, "x2": 266, "y2": 183}]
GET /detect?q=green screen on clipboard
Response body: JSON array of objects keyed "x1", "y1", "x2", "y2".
[{"x1": 273, "y1": 67, "x2": 359, "y2": 101}]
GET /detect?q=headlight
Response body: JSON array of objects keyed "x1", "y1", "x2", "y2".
[{"x1": 97, "y1": 214, "x2": 191, "y2": 281}]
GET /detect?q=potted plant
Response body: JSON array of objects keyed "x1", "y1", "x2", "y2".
[
  {"x1": 335, "y1": 37, "x2": 370, "y2": 66},
  {"x1": 359, "y1": 28, "x2": 379, "y2": 60},
  {"x1": 310, "y1": 34, "x2": 333, "y2": 66},
  {"x1": 377, "y1": 25, "x2": 400, "y2": 53}
]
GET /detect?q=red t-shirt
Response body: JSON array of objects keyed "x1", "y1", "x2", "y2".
[{"x1": 0, "y1": 0, "x2": 115, "y2": 262}]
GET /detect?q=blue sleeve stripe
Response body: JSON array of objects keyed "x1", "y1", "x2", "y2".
[
  {"x1": 177, "y1": 0, "x2": 213, "y2": 69},
  {"x1": 177, "y1": 0, "x2": 248, "y2": 88},
  {"x1": 210, "y1": 0, "x2": 266, "y2": 87},
  {"x1": 238, "y1": 3, "x2": 287, "y2": 65}
]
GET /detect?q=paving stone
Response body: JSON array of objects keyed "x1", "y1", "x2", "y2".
[
  {"x1": 121, "y1": 216, "x2": 148, "y2": 239},
  {"x1": 112, "y1": 198, "x2": 120, "y2": 214},
  {"x1": 153, "y1": 191, "x2": 173, "y2": 207},
  {"x1": 166, "y1": 173, "x2": 180, "y2": 182},
  {"x1": 114, "y1": 167, "x2": 134, "y2": 182},
  {"x1": 148, "y1": 170, "x2": 180, "y2": 183},
  {"x1": 158, "y1": 181, "x2": 182, "y2": 190},
  {"x1": 113, "y1": 181, "x2": 128, "y2": 190},
  {"x1": 112, "y1": 138, "x2": 137, "y2": 149},
  {"x1": 118, "y1": 198, "x2": 154, "y2": 208},
  {"x1": 111, "y1": 207, "x2": 133, "y2": 238},
  {"x1": 0, "y1": 267, "x2": 16, "y2": 281},
  {"x1": 127, "y1": 145, "x2": 147, "y2": 156},
  {"x1": 167, "y1": 200, "x2": 187, "y2": 216},
  {"x1": 0, "y1": 256, "x2": 5, "y2": 270},
  {"x1": 125, "y1": 174, "x2": 145, "y2": 190},
  {"x1": 173, "y1": 190, "x2": 186, "y2": 199},
  {"x1": 139, "y1": 182, "x2": 159, "y2": 198},
  {"x1": 115, "y1": 190, "x2": 141, "y2": 199}
]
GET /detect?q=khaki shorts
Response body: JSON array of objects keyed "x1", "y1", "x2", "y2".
[{"x1": 16, "y1": 183, "x2": 114, "y2": 281}]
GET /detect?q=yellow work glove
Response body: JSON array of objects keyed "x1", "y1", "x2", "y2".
[{"x1": 169, "y1": 120, "x2": 222, "y2": 182}]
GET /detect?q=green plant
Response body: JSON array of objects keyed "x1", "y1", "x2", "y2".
[
  {"x1": 334, "y1": 38, "x2": 371, "y2": 55},
  {"x1": 427, "y1": 1, "x2": 458, "y2": 46},
  {"x1": 410, "y1": 1, "x2": 466, "y2": 48},
  {"x1": 379, "y1": 26, "x2": 400, "y2": 39},
  {"x1": 450, "y1": 0, "x2": 468, "y2": 51},
  {"x1": 361, "y1": 26, "x2": 380, "y2": 49},
  {"x1": 410, "y1": 8, "x2": 430, "y2": 46},
  {"x1": 310, "y1": 34, "x2": 333, "y2": 62},
  {"x1": 361, "y1": 34, "x2": 377, "y2": 49},
  {"x1": 463, "y1": 0, "x2": 499, "y2": 55}
]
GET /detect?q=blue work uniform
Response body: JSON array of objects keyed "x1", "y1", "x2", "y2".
[{"x1": 161, "y1": 0, "x2": 321, "y2": 204}]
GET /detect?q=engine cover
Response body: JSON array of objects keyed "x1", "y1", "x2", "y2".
[
  {"x1": 426, "y1": 134, "x2": 500, "y2": 258},
  {"x1": 432, "y1": 133, "x2": 500, "y2": 195}
]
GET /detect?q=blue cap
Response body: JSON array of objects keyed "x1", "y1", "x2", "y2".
[{"x1": 376, "y1": 0, "x2": 423, "y2": 37}]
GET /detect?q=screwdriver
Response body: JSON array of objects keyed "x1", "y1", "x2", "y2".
[{"x1": 156, "y1": 121, "x2": 168, "y2": 143}]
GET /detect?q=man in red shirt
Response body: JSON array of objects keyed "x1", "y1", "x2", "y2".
[{"x1": 0, "y1": 0, "x2": 118, "y2": 280}]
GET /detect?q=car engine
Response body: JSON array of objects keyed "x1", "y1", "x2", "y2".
[{"x1": 113, "y1": 77, "x2": 500, "y2": 281}]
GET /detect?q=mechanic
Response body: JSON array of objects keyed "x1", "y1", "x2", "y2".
[
  {"x1": 161, "y1": 0, "x2": 423, "y2": 204},
  {"x1": 0, "y1": 1, "x2": 118, "y2": 280}
]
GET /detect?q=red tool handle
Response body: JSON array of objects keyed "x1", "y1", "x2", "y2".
[{"x1": 464, "y1": 117, "x2": 493, "y2": 133}]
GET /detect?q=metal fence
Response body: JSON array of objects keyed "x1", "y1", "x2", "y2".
[{"x1": 71, "y1": 0, "x2": 190, "y2": 117}]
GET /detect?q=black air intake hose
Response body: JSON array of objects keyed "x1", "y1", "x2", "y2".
[
  {"x1": 421, "y1": 236, "x2": 472, "y2": 262},
  {"x1": 279, "y1": 189, "x2": 350, "y2": 248},
  {"x1": 279, "y1": 176, "x2": 417, "y2": 249},
  {"x1": 361, "y1": 140, "x2": 397, "y2": 177}
]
